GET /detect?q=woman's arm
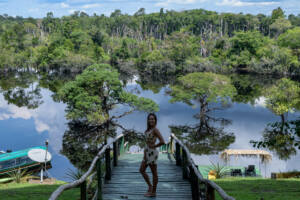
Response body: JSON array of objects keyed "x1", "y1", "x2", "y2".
[{"x1": 153, "y1": 128, "x2": 165, "y2": 148}]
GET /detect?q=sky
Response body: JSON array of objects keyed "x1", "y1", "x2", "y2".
[{"x1": 0, "y1": 0, "x2": 299, "y2": 18}]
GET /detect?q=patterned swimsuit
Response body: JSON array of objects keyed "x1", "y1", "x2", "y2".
[{"x1": 144, "y1": 128, "x2": 159, "y2": 165}]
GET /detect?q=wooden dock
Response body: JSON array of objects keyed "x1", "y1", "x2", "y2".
[
  {"x1": 102, "y1": 153, "x2": 192, "y2": 200},
  {"x1": 49, "y1": 134, "x2": 234, "y2": 200}
]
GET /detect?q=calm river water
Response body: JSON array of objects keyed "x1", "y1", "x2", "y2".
[{"x1": 0, "y1": 71, "x2": 299, "y2": 180}]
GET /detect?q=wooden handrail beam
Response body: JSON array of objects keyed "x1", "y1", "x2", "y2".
[
  {"x1": 49, "y1": 134, "x2": 125, "y2": 200},
  {"x1": 171, "y1": 133, "x2": 235, "y2": 200}
]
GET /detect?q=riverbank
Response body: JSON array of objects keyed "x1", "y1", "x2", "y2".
[
  {"x1": 0, "y1": 181, "x2": 79, "y2": 200},
  {"x1": 215, "y1": 178, "x2": 300, "y2": 200}
]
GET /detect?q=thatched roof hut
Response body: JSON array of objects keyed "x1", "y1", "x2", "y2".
[{"x1": 220, "y1": 149, "x2": 272, "y2": 164}]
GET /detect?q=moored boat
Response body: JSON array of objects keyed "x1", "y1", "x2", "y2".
[{"x1": 0, "y1": 146, "x2": 52, "y2": 176}]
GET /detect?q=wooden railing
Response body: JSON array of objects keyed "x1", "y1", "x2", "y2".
[
  {"x1": 49, "y1": 133, "x2": 235, "y2": 200},
  {"x1": 169, "y1": 133, "x2": 235, "y2": 200},
  {"x1": 49, "y1": 134, "x2": 128, "y2": 200}
]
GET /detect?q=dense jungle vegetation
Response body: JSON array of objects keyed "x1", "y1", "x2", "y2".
[{"x1": 0, "y1": 7, "x2": 300, "y2": 76}]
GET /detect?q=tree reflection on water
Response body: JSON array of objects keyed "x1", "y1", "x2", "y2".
[
  {"x1": 61, "y1": 120, "x2": 116, "y2": 171},
  {"x1": 169, "y1": 115, "x2": 235, "y2": 155},
  {"x1": 61, "y1": 120, "x2": 146, "y2": 171},
  {"x1": 168, "y1": 72, "x2": 236, "y2": 155},
  {"x1": 251, "y1": 78, "x2": 300, "y2": 160},
  {"x1": 0, "y1": 71, "x2": 43, "y2": 109},
  {"x1": 251, "y1": 120, "x2": 300, "y2": 160}
]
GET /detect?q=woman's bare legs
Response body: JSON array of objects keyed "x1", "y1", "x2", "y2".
[
  {"x1": 149, "y1": 164, "x2": 158, "y2": 196},
  {"x1": 139, "y1": 161, "x2": 152, "y2": 193}
]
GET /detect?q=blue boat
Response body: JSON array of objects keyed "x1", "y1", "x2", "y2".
[{"x1": 0, "y1": 146, "x2": 51, "y2": 176}]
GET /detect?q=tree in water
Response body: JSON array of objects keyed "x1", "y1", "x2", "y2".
[
  {"x1": 168, "y1": 72, "x2": 236, "y2": 154},
  {"x1": 59, "y1": 63, "x2": 158, "y2": 144},
  {"x1": 265, "y1": 78, "x2": 300, "y2": 127},
  {"x1": 252, "y1": 120, "x2": 300, "y2": 160},
  {"x1": 251, "y1": 78, "x2": 300, "y2": 160}
]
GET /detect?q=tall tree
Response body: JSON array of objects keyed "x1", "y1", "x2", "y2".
[
  {"x1": 270, "y1": 18, "x2": 292, "y2": 38},
  {"x1": 265, "y1": 78, "x2": 300, "y2": 125},
  {"x1": 59, "y1": 64, "x2": 159, "y2": 143},
  {"x1": 169, "y1": 72, "x2": 236, "y2": 135},
  {"x1": 168, "y1": 72, "x2": 236, "y2": 154},
  {"x1": 271, "y1": 7, "x2": 285, "y2": 22},
  {"x1": 278, "y1": 27, "x2": 300, "y2": 60}
]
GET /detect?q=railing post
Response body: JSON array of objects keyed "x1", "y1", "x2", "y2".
[
  {"x1": 117, "y1": 137, "x2": 121, "y2": 156},
  {"x1": 206, "y1": 184, "x2": 215, "y2": 200},
  {"x1": 175, "y1": 142, "x2": 181, "y2": 166},
  {"x1": 113, "y1": 141, "x2": 118, "y2": 166},
  {"x1": 80, "y1": 181, "x2": 87, "y2": 200},
  {"x1": 170, "y1": 137, "x2": 173, "y2": 154},
  {"x1": 190, "y1": 165, "x2": 199, "y2": 200},
  {"x1": 105, "y1": 148, "x2": 112, "y2": 180},
  {"x1": 119, "y1": 136, "x2": 124, "y2": 155},
  {"x1": 97, "y1": 159, "x2": 102, "y2": 200},
  {"x1": 182, "y1": 150, "x2": 188, "y2": 179}
]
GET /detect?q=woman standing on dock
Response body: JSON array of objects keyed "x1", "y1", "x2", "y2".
[{"x1": 139, "y1": 113, "x2": 165, "y2": 197}]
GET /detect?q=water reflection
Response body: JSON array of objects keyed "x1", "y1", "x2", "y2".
[
  {"x1": 0, "y1": 72, "x2": 72, "y2": 180},
  {"x1": 0, "y1": 70, "x2": 299, "y2": 180},
  {"x1": 38, "y1": 71, "x2": 76, "y2": 102},
  {"x1": 170, "y1": 124, "x2": 235, "y2": 155},
  {"x1": 230, "y1": 74, "x2": 275, "y2": 105},
  {"x1": 166, "y1": 72, "x2": 236, "y2": 155},
  {"x1": 252, "y1": 119, "x2": 300, "y2": 160},
  {"x1": 168, "y1": 102, "x2": 235, "y2": 156},
  {"x1": 61, "y1": 119, "x2": 148, "y2": 171},
  {"x1": 251, "y1": 77, "x2": 300, "y2": 161},
  {"x1": 0, "y1": 71, "x2": 42, "y2": 109},
  {"x1": 61, "y1": 121, "x2": 112, "y2": 170}
]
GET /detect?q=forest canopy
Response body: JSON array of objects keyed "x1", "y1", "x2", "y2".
[{"x1": 0, "y1": 7, "x2": 300, "y2": 76}]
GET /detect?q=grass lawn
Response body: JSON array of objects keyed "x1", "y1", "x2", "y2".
[
  {"x1": 214, "y1": 178, "x2": 300, "y2": 200},
  {"x1": 0, "y1": 181, "x2": 80, "y2": 200}
]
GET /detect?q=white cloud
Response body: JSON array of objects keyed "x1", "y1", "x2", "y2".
[
  {"x1": 28, "y1": 8, "x2": 40, "y2": 13},
  {"x1": 68, "y1": 9, "x2": 76, "y2": 14},
  {"x1": 35, "y1": 119, "x2": 50, "y2": 133},
  {"x1": 81, "y1": 3, "x2": 102, "y2": 9},
  {"x1": 61, "y1": 2, "x2": 70, "y2": 8},
  {"x1": 217, "y1": 0, "x2": 279, "y2": 7},
  {"x1": 254, "y1": 96, "x2": 267, "y2": 108},
  {"x1": 66, "y1": 0, "x2": 94, "y2": 3},
  {"x1": 0, "y1": 90, "x2": 67, "y2": 153},
  {"x1": 126, "y1": 75, "x2": 139, "y2": 86},
  {"x1": 0, "y1": 106, "x2": 32, "y2": 120}
]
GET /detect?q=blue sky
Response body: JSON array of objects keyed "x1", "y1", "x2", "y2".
[{"x1": 0, "y1": 0, "x2": 300, "y2": 18}]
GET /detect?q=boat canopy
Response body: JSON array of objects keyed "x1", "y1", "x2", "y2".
[
  {"x1": 220, "y1": 149, "x2": 272, "y2": 164},
  {"x1": 0, "y1": 146, "x2": 46, "y2": 162}
]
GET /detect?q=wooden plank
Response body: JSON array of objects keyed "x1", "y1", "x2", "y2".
[
  {"x1": 102, "y1": 194, "x2": 192, "y2": 200},
  {"x1": 102, "y1": 153, "x2": 192, "y2": 200}
]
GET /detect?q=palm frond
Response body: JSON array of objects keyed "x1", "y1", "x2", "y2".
[
  {"x1": 64, "y1": 168, "x2": 85, "y2": 182},
  {"x1": 205, "y1": 161, "x2": 231, "y2": 179}
]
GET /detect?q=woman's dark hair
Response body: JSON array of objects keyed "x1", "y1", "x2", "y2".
[{"x1": 147, "y1": 113, "x2": 157, "y2": 131}]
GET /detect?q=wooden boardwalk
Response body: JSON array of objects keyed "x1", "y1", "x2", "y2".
[{"x1": 102, "y1": 153, "x2": 192, "y2": 200}]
